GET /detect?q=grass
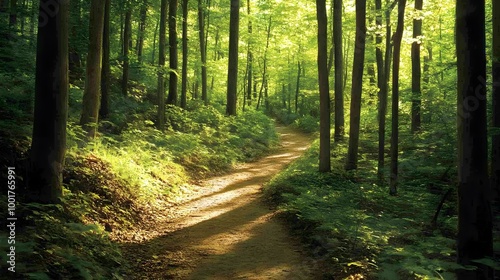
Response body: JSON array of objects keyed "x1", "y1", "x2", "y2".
[
  {"x1": 262, "y1": 126, "x2": 475, "y2": 279},
  {"x1": 0, "y1": 79, "x2": 279, "y2": 279}
]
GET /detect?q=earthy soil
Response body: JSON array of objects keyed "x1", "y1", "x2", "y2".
[{"x1": 121, "y1": 126, "x2": 318, "y2": 280}]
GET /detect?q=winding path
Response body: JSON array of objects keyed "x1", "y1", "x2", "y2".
[{"x1": 122, "y1": 126, "x2": 317, "y2": 279}]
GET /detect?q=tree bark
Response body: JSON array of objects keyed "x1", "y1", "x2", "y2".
[
  {"x1": 167, "y1": 0, "x2": 178, "y2": 105},
  {"x1": 122, "y1": 8, "x2": 131, "y2": 96},
  {"x1": 491, "y1": 0, "x2": 500, "y2": 203},
  {"x1": 157, "y1": 0, "x2": 167, "y2": 130},
  {"x1": 246, "y1": 0, "x2": 252, "y2": 106},
  {"x1": 100, "y1": 0, "x2": 111, "y2": 119},
  {"x1": 316, "y1": 0, "x2": 331, "y2": 172},
  {"x1": 198, "y1": 0, "x2": 208, "y2": 104},
  {"x1": 333, "y1": 0, "x2": 344, "y2": 141},
  {"x1": 375, "y1": 0, "x2": 387, "y2": 182},
  {"x1": 389, "y1": 0, "x2": 406, "y2": 195},
  {"x1": 136, "y1": 0, "x2": 147, "y2": 63},
  {"x1": 295, "y1": 61, "x2": 301, "y2": 113},
  {"x1": 226, "y1": 0, "x2": 239, "y2": 116},
  {"x1": 411, "y1": 0, "x2": 422, "y2": 133},
  {"x1": 80, "y1": 0, "x2": 106, "y2": 138},
  {"x1": 456, "y1": 0, "x2": 493, "y2": 278},
  {"x1": 345, "y1": 0, "x2": 367, "y2": 171},
  {"x1": 28, "y1": 0, "x2": 69, "y2": 203},
  {"x1": 9, "y1": 0, "x2": 17, "y2": 29},
  {"x1": 180, "y1": 0, "x2": 188, "y2": 108}
]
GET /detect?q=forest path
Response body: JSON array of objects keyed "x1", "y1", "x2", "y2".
[{"x1": 121, "y1": 126, "x2": 318, "y2": 279}]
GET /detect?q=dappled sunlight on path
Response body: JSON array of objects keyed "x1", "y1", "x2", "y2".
[{"x1": 121, "y1": 126, "x2": 316, "y2": 279}]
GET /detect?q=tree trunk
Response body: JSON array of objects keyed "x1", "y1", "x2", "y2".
[
  {"x1": 389, "y1": 0, "x2": 406, "y2": 195},
  {"x1": 198, "y1": 0, "x2": 208, "y2": 104},
  {"x1": 99, "y1": 0, "x2": 111, "y2": 119},
  {"x1": 333, "y1": 0, "x2": 344, "y2": 141},
  {"x1": 226, "y1": 0, "x2": 239, "y2": 116},
  {"x1": 136, "y1": 0, "x2": 147, "y2": 63},
  {"x1": 246, "y1": 0, "x2": 252, "y2": 106},
  {"x1": 152, "y1": 17, "x2": 159, "y2": 65},
  {"x1": 157, "y1": 0, "x2": 167, "y2": 130},
  {"x1": 257, "y1": 16, "x2": 272, "y2": 112},
  {"x1": 180, "y1": 0, "x2": 188, "y2": 108},
  {"x1": 28, "y1": 0, "x2": 69, "y2": 203},
  {"x1": 80, "y1": 0, "x2": 106, "y2": 138},
  {"x1": 167, "y1": 0, "x2": 178, "y2": 105},
  {"x1": 316, "y1": 0, "x2": 331, "y2": 172},
  {"x1": 456, "y1": 0, "x2": 493, "y2": 278},
  {"x1": 122, "y1": 8, "x2": 131, "y2": 96},
  {"x1": 9, "y1": 0, "x2": 17, "y2": 29},
  {"x1": 345, "y1": 0, "x2": 366, "y2": 171},
  {"x1": 411, "y1": 0, "x2": 422, "y2": 133},
  {"x1": 491, "y1": 0, "x2": 500, "y2": 203},
  {"x1": 376, "y1": 0, "x2": 387, "y2": 182},
  {"x1": 295, "y1": 61, "x2": 301, "y2": 113}
]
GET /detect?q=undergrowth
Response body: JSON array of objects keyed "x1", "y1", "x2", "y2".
[
  {"x1": 0, "y1": 80, "x2": 278, "y2": 279},
  {"x1": 262, "y1": 126, "x2": 497, "y2": 279}
]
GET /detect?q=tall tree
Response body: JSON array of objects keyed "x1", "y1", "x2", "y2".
[
  {"x1": 100, "y1": 0, "x2": 111, "y2": 119},
  {"x1": 316, "y1": 0, "x2": 330, "y2": 172},
  {"x1": 492, "y1": 0, "x2": 500, "y2": 202},
  {"x1": 167, "y1": 0, "x2": 178, "y2": 105},
  {"x1": 180, "y1": 0, "x2": 188, "y2": 108},
  {"x1": 9, "y1": 0, "x2": 17, "y2": 28},
  {"x1": 28, "y1": 0, "x2": 69, "y2": 203},
  {"x1": 198, "y1": 0, "x2": 208, "y2": 104},
  {"x1": 411, "y1": 0, "x2": 422, "y2": 133},
  {"x1": 157, "y1": 0, "x2": 167, "y2": 130},
  {"x1": 80, "y1": 0, "x2": 106, "y2": 138},
  {"x1": 226, "y1": 0, "x2": 239, "y2": 116},
  {"x1": 345, "y1": 0, "x2": 367, "y2": 171},
  {"x1": 389, "y1": 0, "x2": 406, "y2": 195},
  {"x1": 333, "y1": 0, "x2": 344, "y2": 141},
  {"x1": 136, "y1": 0, "x2": 147, "y2": 63},
  {"x1": 375, "y1": 0, "x2": 387, "y2": 182},
  {"x1": 122, "y1": 7, "x2": 132, "y2": 96},
  {"x1": 245, "y1": 0, "x2": 253, "y2": 106},
  {"x1": 456, "y1": 0, "x2": 493, "y2": 278}
]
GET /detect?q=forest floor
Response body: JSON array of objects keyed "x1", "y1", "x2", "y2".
[{"x1": 119, "y1": 126, "x2": 321, "y2": 279}]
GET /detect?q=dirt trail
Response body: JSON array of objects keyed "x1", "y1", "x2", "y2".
[{"x1": 122, "y1": 126, "x2": 317, "y2": 279}]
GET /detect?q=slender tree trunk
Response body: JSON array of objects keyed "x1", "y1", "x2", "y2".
[
  {"x1": 295, "y1": 61, "x2": 301, "y2": 113},
  {"x1": 491, "y1": 0, "x2": 500, "y2": 203},
  {"x1": 257, "y1": 16, "x2": 272, "y2": 111},
  {"x1": 122, "y1": 8, "x2": 131, "y2": 96},
  {"x1": 423, "y1": 46, "x2": 432, "y2": 122},
  {"x1": 389, "y1": 0, "x2": 406, "y2": 195},
  {"x1": 345, "y1": 0, "x2": 367, "y2": 171},
  {"x1": 167, "y1": 0, "x2": 178, "y2": 105},
  {"x1": 152, "y1": 17, "x2": 159, "y2": 65},
  {"x1": 157, "y1": 0, "x2": 167, "y2": 130},
  {"x1": 316, "y1": 0, "x2": 331, "y2": 172},
  {"x1": 411, "y1": 0, "x2": 422, "y2": 133},
  {"x1": 80, "y1": 0, "x2": 106, "y2": 138},
  {"x1": 198, "y1": 0, "x2": 208, "y2": 104},
  {"x1": 136, "y1": 0, "x2": 147, "y2": 63},
  {"x1": 226, "y1": 0, "x2": 239, "y2": 116},
  {"x1": 28, "y1": 0, "x2": 69, "y2": 203},
  {"x1": 456, "y1": 0, "x2": 493, "y2": 278},
  {"x1": 100, "y1": 0, "x2": 111, "y2": 119},
  {"x1": 246, "y1": 0, "x2": 252, "y2": 106},
  {"x1": 334, "y1": 0, "x2": 344, "y2": 141},
  {"x1": 376, "y1": 0, "x2": 387, "y2": 182},
  {"x1": 9, "y1": 0, "x2": 17, "y2": 29},
  {"x1": 180, "y1": 0, "x2": 188, "y2": 108}
]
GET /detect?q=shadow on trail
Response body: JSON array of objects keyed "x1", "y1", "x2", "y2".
[{"x1": 120, "y1": 126, "x2": 315, "y2": 279}]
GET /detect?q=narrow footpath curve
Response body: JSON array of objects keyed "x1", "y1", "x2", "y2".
[{"x1": 122, "y1": 126, "x2": 318, "y2": 279}]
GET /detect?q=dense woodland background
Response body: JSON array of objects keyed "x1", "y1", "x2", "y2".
[{"x1": 0, "y1": 0, "x2": 499, "y2": 279}]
